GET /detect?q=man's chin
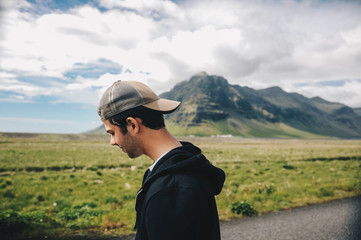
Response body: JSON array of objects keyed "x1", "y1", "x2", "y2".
[{"x1": 127, "y1": 152, "x2": 142, "y2": 159}]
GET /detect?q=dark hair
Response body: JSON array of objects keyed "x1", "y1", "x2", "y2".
[{"x1": 109, "y1": 106, "x2": 165, "y2": 134}]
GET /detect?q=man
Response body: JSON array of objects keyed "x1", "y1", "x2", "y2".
[{"x1": 97, "y1": 80, "x2": 225, "y2": 240}]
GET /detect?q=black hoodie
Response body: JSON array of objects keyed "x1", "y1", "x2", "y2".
[{"x1": 134, "y1": 142, "x2": 225, "y2": 240}]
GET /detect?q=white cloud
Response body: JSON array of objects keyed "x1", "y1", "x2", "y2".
[
  {"x1": 292, "y1": 80, "x2": 361, "y2": 108},
  {"x1": 0, "y1": 76, "x2": 54, "y2": 97},
  {"x1": 1, "y1": 0, "x2": 361, "y2": 108}
]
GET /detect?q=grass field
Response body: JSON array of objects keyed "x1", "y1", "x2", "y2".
[{"x1": 0, "y1": 132, "x2": 360, "y2": 239}]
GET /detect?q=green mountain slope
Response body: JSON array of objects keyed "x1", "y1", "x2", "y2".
[
  {"x1": 160, "y1": 73, "x2": 361, "y2": 138},
  {"x1": 84, "y1": 124, "x2": 106, "y2": 135}
]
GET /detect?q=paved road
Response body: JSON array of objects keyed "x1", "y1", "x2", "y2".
[
  {"x1": 220, "y1": 196, "x2": 361, "y2": 240},
  {"x1": 114, "y1": 196, "x2": 361, "y2": 240}
]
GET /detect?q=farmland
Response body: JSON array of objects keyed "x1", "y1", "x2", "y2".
[{"x1": 0, "y1": 132, "x2": 360, "y2": 239}]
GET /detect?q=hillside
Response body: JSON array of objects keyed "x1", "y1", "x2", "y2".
[
  {"x1": 87, "y1": 73, "x2": 361, "y2": 138},
  {"x1": 354, "y1": 108, "x2": 361, "y2": 117},
  {"x1": 84, "y1": 125, "x2": 105, "y2": 135}
]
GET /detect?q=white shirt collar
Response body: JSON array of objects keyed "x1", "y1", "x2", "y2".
[{"x1": 149, "y1": 151, "x2": 169, "y2": 171}]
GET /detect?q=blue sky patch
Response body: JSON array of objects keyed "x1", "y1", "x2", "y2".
[
  {"x1": 64, "y1": 58, "x2": 122, "y2": 79},
  {"x1": 317, "y1": 80, "x2": 347, "y2": 87},
  {"x1": 0, "y1": 99, "x2": 100, "y2": 133},
  {"x1": 17, "y1": 75, "x2": 65, "y2": 87},
  {"x1": 26, "y1": 0, "x2": 99, "y2": 11}
]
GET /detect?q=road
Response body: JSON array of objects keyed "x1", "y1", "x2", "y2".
[
  {"x1": 115, "y1": 196, "x2": 361, "y2": 240},
  {"x1": 220, "y1": 196, "x2": 361, "y2": 240}
]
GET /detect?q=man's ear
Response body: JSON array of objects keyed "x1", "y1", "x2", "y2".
[{"x1": 126, "y1": 117, "x2": 140, "y2": 134}]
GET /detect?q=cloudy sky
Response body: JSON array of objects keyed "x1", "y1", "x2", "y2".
[{"x1": 1, "y1": 0, "x2": 361, "y2": 133}]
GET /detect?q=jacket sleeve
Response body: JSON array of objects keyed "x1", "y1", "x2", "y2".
[{"x1": 144, "y1": 186, "x2": 204, "y2": 240}]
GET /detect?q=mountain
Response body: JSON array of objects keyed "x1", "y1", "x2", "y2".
[
  {"x1": 84, "y1": 125, "x2": 105, "y2": 135},
  {"x1": 354, "y1": 108, "x2": 361, "y2": 117},
  {"x1": 159, "y1": 73, "x2": 361, "y2": 138},
  {"x1": 87, "y1": 73, "x2": 361, "y2": 138}
]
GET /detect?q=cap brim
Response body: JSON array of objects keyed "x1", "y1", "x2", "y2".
[{"x1": 143, "y1": 98, "x2": 181, "y2": 114}]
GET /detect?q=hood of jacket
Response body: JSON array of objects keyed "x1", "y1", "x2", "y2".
[{"x1": 142, "y1": 141, "x2": 225, "y2": 195}]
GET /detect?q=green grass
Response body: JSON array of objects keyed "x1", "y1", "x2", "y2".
[{"x1": 1, "y1": 133, "x2": 361, "y2": 239}]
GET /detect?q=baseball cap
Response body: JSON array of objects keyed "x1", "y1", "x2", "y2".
[{"x1": 98, "y1": 80, "x2": 181, "y2": 120}]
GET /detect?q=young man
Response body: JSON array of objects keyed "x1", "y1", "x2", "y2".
[{"x1": 97, "y1": 80, "x2": 225, "y2": 240}]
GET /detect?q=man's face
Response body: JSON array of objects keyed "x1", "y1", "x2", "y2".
[{"x1": 103, "y1": 119, "x2": 142, "y2": 159}]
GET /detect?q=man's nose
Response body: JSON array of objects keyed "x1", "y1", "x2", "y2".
[{"x1": 110, "y1": 136, "x2": 117, "y2": 146}]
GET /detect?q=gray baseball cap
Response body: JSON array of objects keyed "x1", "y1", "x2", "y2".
[{"x1": 98, "y1": 80, "x2": 181, "y2": 120}]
